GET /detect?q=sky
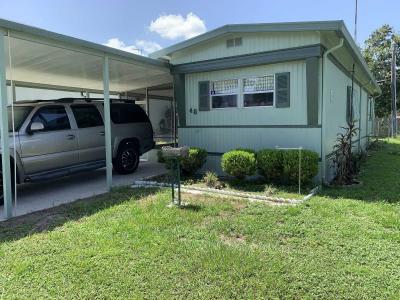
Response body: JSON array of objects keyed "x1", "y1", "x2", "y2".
[{"x1": 0, "y1": 0, "x2": 399, "y2": 56}]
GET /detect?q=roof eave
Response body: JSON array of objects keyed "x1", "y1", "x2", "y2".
[{"x1": 149, "y1": 20, "x2": 344, "y2": 59}]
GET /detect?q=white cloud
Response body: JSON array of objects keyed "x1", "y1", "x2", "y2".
[
  {"x1": 103, "y1": 38, "x2": 162, "y2": 56},
  {"x1": 103, "y1": 38, "x2": 141, "y2": 54},
  {"x1": 134, "y1": 40, "x2": 162, "y2": 54},
  {"x1": 149, "y1": 13, "x2": 206, "y2": 40}
]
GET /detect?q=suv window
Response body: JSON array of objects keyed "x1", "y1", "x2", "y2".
[
  {"x1": 8, "y1": 106, "x2": 33, "y2": 132},
  {"x1": 31, "y1": 106, "x2": 71, "y2": 131},
  {"x1": 111, "y1": 104, "x2": 150, "y2": 124},
  {"x1": 71, "y1": 105, "x2": 104, "y2": 128}
]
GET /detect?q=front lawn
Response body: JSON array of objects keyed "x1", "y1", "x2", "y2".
[{"x1": 1, "y1": 139, "x2": 400, "y2": 298}]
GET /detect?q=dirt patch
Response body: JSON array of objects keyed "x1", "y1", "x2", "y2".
[
  {"x1": 220, "y1": 233, "x2": 246, "y2": 246},
  {"x1": 30, "y1": 213, "x2": 66, "y2": 233}
]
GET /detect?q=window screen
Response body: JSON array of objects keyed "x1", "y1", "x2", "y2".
[
  {"x1": 32, "y1": 106, "x2": 71, "y2": 131},
  {"x1": 71, "y1": 105, "x2": 104, "y2": 128},
  {"x1": 211, "y1": 79, "x2": 238, "y2": 108},
  {"x1": 243, "y1": 76, "x2": 274, "y2": 107},
  {"x1": 111, "y1": 103, "x2": 150, "y2": 124}
]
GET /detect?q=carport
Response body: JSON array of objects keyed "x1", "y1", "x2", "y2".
[{"x1": 0, "y1": 19, "x2": 173, "y2": 219}]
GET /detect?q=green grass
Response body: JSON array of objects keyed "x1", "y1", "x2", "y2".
[{"x1": 1, "y1": 139, "x2": 400, "y2": 298}]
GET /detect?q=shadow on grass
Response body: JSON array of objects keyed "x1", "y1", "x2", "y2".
[
  {"x1": 0, "y1": 187, "x2": 160, "y2": 244},
  {"x1": 180, "y1": 203, "x2": 202, "y2": 211},
  {"x1": 319, "y1": 139, "x2": 400, "y2": 203}
]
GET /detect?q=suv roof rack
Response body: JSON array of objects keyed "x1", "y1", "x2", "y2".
[
  {"x1": 56, "y1": 97, "x2": 136, "y2": 104},
  {"x1": 12, "y1": 98, "x2": 137, "y2": 105},
  {"x1": 12, "y1": 100, "x2": 45, "y2": 104}
]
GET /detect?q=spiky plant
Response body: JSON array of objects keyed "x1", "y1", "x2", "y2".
[{"x1": 332, "y1": 122, "x2": 359, "y2": 185}]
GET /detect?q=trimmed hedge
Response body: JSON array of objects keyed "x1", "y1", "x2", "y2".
[
  {"x1": 234, "y1": 148, "x2": 256, "y2": 154},
  {"x1": 181, "y1": 147, "x2": 207, "y2": 175},
  {"x1": 256, "y1": 148, "x2": 319, "y2": 184},
  {"x1": 158, "y1": 147, "x2": 207, "y2": 175},
  {"x1": 256, "y1": 149, "x2": 283, "y2": 181},
  {"x1": 282, "y1": 149, "x2": 319, "y2": 184},
  {"x1": 221, "y1": 150, "x2": 257, "y2": 179}
]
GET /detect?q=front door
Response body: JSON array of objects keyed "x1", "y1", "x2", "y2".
[{"x1": 20, "y1": 105, "x2": 79, "y2": 174}]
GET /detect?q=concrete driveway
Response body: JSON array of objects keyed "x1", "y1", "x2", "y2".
[{"x1": 0, "y1": 161, "x2": 167, "y2": 221}]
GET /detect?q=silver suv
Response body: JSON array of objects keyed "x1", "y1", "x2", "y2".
[{"x1": 2, "y1": 99, "x2": 154, "y2": 193}]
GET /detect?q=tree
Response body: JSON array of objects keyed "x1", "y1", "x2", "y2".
[{"x1": 362, "y1": 25, "x2": 400, "y2": 117}]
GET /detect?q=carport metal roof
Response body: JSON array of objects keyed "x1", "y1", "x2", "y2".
[
  {"x1": 0, "y1": 18, "x2": 172, "y2": 93},
  {"x1": 0, "y1": 18, "x2": 172, "y2": 219}
]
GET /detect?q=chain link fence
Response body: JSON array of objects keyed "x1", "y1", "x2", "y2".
[{"x1": 373, "y1": 117, "x2": 400, "y2": 137}]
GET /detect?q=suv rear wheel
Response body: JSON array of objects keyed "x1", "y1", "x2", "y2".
[{"x1": 113, "y1": 143, "x2": 140, "y2": 174}]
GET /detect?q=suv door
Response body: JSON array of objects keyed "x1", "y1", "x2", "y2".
[
  {"x1": 70, "y1": 104, "x2": 105, "y2": 163},
  {"x1": 20, "y1": 105, "x2": 79, "y2": 174}
]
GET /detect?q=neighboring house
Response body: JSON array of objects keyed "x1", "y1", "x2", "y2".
[{"x1": 150, "y1": 20, "x2": 381, "y2": 182}]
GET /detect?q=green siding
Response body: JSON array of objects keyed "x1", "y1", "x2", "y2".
[
  {"x1": 173, "y1": 73, "x2": 186, "y2": 126},
  {"x1": 323, "y1": 58, "x2": 371, "y2": 180},
  {"x1": 185, "y1": 61, "x2": 308, "y2": 127},
  {"x1": 179, "y1": 127, "x2": 321, "y2": 157},
  {"x1": 171, "y1": 31, "x2": 320, "y2": 65}
]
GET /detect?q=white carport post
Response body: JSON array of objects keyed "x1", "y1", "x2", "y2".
[
  {"x1": 0, "y1": 32, "x2": 12, "y2": 218},
  {"x1": 103, "y1": 56, "x2": 112, "y2": 190}
]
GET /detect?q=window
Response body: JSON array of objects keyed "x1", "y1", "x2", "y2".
[
  {"x1": 243, "y1": 76, "x2": 274, "y2": 107},
  {"x1": 31, "y1": 106, "x2": 70, "y2": 131},
  {"x1": 8, "y1": 106, "x2": 33, "y2": 132},
  {"x1": 110, "y1": 103, "x2": 150, "y2": 124},
  {"x1": 211, "y1": 79, "x2": 238, "y2": 109},
  {"x1": 71, "y1": 105, "x2": 104, "y2": 128}
]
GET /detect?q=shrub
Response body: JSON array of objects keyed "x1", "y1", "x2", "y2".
[
  {"x1": 221, "y1": 150, "x2": 256, "y2": 179},
  {"x1": 203, "y1": 171, "x2": 219, "y2": 188},
  {"x1": 180, "y1": 147, "x2": 207, "y2": 175},
  {"x1": 158, "y1": 147, "x2": 207, "y2": 174},
  {"x1": 264, "y1": 185, "x2": 277, "y2": 196},
  {"x1": 281, "y1": 149, "x2": 319, "y2": 184},
  {"x1": 234, "y1": 148, "x2": 256, "y2": 154},
  {"x1": 256, "y1": 149, "x2": 283, "y2": 181}
]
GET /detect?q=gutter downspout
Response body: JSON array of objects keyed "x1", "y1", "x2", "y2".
[{"x1": 321, "y1": 38, "x2": 344, "y2": 184}]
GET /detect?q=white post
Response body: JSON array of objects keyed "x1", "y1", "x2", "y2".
[
  {"x1": 103, "y1": 56, "x2": 112, "y2": 191},
  {"x1": 298, "y1": 147, "x2": 302, "y2": 195},
  {"x1": 0, "y1": 33, "x2": 12, "y2": 218}
]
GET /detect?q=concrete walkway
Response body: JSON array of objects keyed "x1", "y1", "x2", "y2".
[{"x1": 0, "y1": 161, "x2": 166, "y2": 221}]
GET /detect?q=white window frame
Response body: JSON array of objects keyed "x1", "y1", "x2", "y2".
[
  {"x1": 210, "y1": 78, "x2": 240, "y2": 110},
  {"x1": 209, "y1": 74, "x2": 276, "y2": 110},
  {"x1": 242, "y1": 74, "x2": 275, "y2": 108}
]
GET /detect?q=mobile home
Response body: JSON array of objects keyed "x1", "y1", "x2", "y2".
[{"x1": 150, "y1": 20, "x2": 380, "y2": 182}]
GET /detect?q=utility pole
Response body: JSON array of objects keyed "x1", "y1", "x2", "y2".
[
  {"x1": 391, "y1": 38, "x2": 397, "y2": 137},
  {"x1": 354, "y1": 0, "x2": 358, "y2": 43}
]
